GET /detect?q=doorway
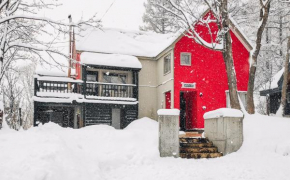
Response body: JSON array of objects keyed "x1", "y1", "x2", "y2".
[
  {"x1": 180, "y1": 91, "x2": 197, "y2": 130},
  {"x1": 112, "y1": 108, "x2": 121, "y2": 129}
]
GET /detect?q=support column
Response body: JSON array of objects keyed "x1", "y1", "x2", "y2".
[{"x1": 157, "y1": 109, "x2": 180, "y2": 158}]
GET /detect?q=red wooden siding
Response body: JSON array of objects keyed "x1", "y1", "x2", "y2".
[
  {"x1": 173, "y1": 13, "x2": 250, "y2": 129},
  {"x1": 76, "y1": 53, "x2": 81, "y2": 79},
  {"x1": 165, "y1": 91, "x2": 171, "y2": 109}
]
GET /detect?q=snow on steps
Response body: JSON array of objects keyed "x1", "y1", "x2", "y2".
[{"x1": 179, "y1": 133, "x2": 223, "y2": 159}]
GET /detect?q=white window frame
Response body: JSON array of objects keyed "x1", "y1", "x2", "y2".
[
  {"x1": 225, "y1": 90, "x2": 247, "y2": 109},
  {"x1": 180, "y1": 52, "x2": 191, "y2": 66},
  {"x1": 164, "y1": 54, "x2": 171, "y2": 75}
]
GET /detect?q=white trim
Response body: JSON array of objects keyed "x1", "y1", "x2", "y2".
[
  {"x1": 181, "y1": 82, "x2": 196, "y2": 89},
  {"x1": 163, "y1": 53, "x2": 171, "y2": 75}
]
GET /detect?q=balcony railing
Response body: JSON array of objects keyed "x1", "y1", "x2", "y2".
[
  {"x1": 36, "y1": 81, "x2": 82, "y2": 94},
  {"x1": 86, "y1": 82, "x2": 135, "y2": 98},
  {"x1": 35, "y1": 79, "x2": 137, "y2": 100}
]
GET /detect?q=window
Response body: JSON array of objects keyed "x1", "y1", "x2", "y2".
[
  {"x1": 180, "y1": 53, "x2": 191, "y2": 66},
  {"x1": 87, "y1": 71, "x2": 98, "y2": 82},
  {"x1": 226, "y1": 91, "x2": 247, "y2": 109},
  {"x1": 164, "y1": 54, "x2": 171, "y2": 75},
  {"x1": 103, "y1": 73, "x2": 127, "y2": 84}
]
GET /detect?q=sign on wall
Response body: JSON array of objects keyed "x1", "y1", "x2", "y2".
[{"x1": 181, "y1": 83, "x2": 196, "y2": 89}]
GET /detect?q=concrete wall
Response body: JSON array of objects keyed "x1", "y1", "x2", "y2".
[{"x1": 204, "y1": 116, "x2": 244, "y2": 155}]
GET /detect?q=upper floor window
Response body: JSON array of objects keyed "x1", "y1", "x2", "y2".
[
  {"x1": 164, "y1": 54, "x2": 171, "y2": 75},
  {"x1": 103, "y1": 73, "x2": 127, "y2": 84},
  {"x1": 87, "y1": 71, "x2": 98, "y2": 82},
  {"x1": 180, "y1": 53, "x2": 191, "y2": 66}
]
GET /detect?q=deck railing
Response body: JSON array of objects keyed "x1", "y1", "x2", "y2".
[
  {"x1": 35, "y1": 79, "x2": 137, "y2": 99},
  {"x1": 86, "y1": 82, "x2": 135, "y2": 98},
  {"x1": 36, "y1": 81, "x2": 81, "y2": 94}
]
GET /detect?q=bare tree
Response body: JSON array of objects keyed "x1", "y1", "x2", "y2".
[
  {"x1": 156, "y1": 0, "x2": 241, "y2": 109},
  {"x1": 1, "y1": 69, "x2": 23, "y2": 130},
  {"x1": 19, "y1": 63, "x2": 35, "y2": 129},
  {"x1": 0, "y1": 0, "x2": 101, "y2": 84},
  {"x1": 0, "y1": 0, "x2": 101, "y2": 129},
  {"x1": 140, "y1": 0, "x2": 180, "y2": 33},
  {"x1": 246, "y1": 0, "x2": 271, "y2": 114},
  {"x1": 281, "y1": 37, "x2": 290, "y2": 115}
]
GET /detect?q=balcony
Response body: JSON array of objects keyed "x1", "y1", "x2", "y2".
[{"x1": 34, "y1": 78, "x2": 138, "y2": 101}]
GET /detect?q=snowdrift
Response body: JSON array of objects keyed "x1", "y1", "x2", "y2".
[{"x1": 0, "y1": 115, "x2": 289, "y2": 180}]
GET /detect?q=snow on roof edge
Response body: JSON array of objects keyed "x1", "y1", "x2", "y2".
[{"x1": 81, "y1": 52, "x2": 142, "y2": 69}]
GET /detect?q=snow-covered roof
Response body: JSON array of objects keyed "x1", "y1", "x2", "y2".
[
  {"x1": 76, "y1": 28, "x2": 178, "y2": 58},
  {"x1": 261, "y1": 68, "x2": 284, "y2": 91},
  {"x1": 76, "y1": 9, "x2": 252, "y2": 58},
  {"x1": 35, "y1": 64, "x2": 76, "y2": 77},
  {"x1": 81, "y1": 53, "x2": 142, "y2": 69}
]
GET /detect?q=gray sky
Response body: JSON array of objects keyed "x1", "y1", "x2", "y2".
[
  {"x1": 22, "y1": 0, "x2": 147, "y2": 69},
  {"x1": 42, "y1": 0, "x2": 147, "y2": 30}
]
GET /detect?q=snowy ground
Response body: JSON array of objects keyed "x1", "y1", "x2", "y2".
[{"x1": 0, "y1": 115, "x2": 290, "y2": 180}]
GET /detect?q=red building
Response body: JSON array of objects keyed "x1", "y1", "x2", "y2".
[
  {"x1": 173, "y1": 16, "x2": 251, "y2": 130},
  {"x1": 33, "y1": 10, "x2": 252, "y2": 130}
]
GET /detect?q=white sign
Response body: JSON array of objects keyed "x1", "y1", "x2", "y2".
[{"x1": 182, "y1": 83, "x2": 196, "y2": 89}]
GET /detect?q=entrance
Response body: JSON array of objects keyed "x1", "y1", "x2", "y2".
[
  {"x1": 112, "y1": 109, "x2": 121, "y2": 129},
  {"x1": 180, "y1": 91, "x2": 197, "y2": 130}
]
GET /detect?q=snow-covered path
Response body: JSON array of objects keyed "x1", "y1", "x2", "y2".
[{"x1": 0, "y1": 115, "x2": 290, "y2": 180}]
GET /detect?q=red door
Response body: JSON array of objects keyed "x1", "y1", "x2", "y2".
[{"x1": 165, "y1": 91, "x2": 171, "y2": 109}]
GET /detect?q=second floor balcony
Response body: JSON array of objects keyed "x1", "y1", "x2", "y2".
[{"x1": 34, "y1": 77, "x2": 138, "y2": 102}]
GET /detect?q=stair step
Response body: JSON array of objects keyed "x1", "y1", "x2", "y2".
[
  {"x1": 179, "y1": 138, "x2": 209, "y2": 144},
  {"x1": 180, "y1": 147, "x2": 218, "y2": 153},
  {"x1": 180, "y1": 152, "x2": 223, "y2": 159},
  {"x1": 180, "y1": 142, "x2": 213, "y2": 148}
]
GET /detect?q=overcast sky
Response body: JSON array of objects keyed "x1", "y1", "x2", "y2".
[
  {"x1": 41, "y1": 0, "x2": 147, "y2": 31},
  {"x1": 22, "y1": 0, "x2": 147, "y2": 69}
]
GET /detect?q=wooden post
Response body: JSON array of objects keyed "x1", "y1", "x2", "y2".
[
  {"x1": 281, "y1": 37, "x2": 290, "y2": 116},
  {"x1": 157, "y1": 109, "x2": 180, "y2": 158},
  {"x1": 68, "y1": 15, "x2": 72, "y2": 91}
]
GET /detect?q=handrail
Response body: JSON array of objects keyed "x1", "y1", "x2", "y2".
[{"x1": 86, "y1": 81, "x2": 136, "y2": 86}]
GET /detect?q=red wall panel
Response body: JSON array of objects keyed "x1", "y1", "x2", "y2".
[{"x1": 173, "y1": 13, "x2": 249, "y2": 129}]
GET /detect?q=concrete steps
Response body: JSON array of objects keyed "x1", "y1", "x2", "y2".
[{"x1": 179, "y1": 136, "x2": 223, "y2": 159}]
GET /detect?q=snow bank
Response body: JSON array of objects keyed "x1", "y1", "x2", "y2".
[
  {"x1": 157, "y1": 109, "x2": 180, "y2": 116},
  {"x1": 203, "y1": 108, "x2": 244, "y2": 119},
  {"x1": 1, "y1": 115, "x2": 290, "y2": 180},
  {"x1": 81, "y1": 52, "x2": 142, "y2": 69}
]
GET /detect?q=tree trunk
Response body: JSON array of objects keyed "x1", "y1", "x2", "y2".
[
  {"x1": 281, "y1": 37, "x2": 290, "y2": 116},
  {"x1": 221, "y1": 0, "x2": 241, "y2": 110},
  {"x1": 246, "y1": 1, "x2": 271, "y2": 114}
]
